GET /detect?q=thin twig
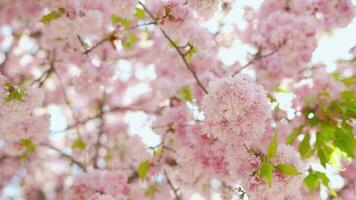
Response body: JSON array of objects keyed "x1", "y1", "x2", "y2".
[
  {"x1": 92, "y1": 96, "x2": 106, "y2": 169},
  {"x1": 80, "y1": 21, "x2": 156, "y2": 55},
  {"x1": 52, "y1": 55, "x2": 82, "y2": 138},
  {"x1": 127, "y1": 21, "x2": 156, "y2": 30},
  {"x1": 44, "y1": 144, "x2": 86, "y2": 171},
  {"x1": 138, "y1": 1, "x2": 209, "y2": 94},
  {"x1": 30, "y1": 64, "x2": 54, "y2": 87},
  {"x1": 164, "y1": 170, "x2": 181, "y2": 200},
  {"x1": 83, "y1": 37, "x2": 109, "y2": 54},
  {"x1": 232, "y1": 46, "x2": 283, "y2": 76}
]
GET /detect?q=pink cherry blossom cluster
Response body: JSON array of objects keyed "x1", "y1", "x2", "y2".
[
  {"x1": 66, "y1": 170, "x2": 129, "y2": 200},
  {"x1": 0, "y1": 73, "x2": 49, "y2": 155},
  {"x1": 202, "y1": 74, "x2": 271, "y2": 143},
  {"x1": 242, "y1": 0, "x2": 355, "y2": 90},
  {"x1": 240, "y1": 145, "x2": 305, "y2": 200}
]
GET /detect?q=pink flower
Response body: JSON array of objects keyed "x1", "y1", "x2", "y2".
[{"x1": 202, "y1": 74, "x2": 271, "y2": 145}]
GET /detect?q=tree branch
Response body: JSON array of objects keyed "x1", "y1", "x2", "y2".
[
  {"x1": 232, "y1": 45, "x2": 283, "y2": 76},
  {"x1": 164, "y1": 170, "x2": 181, "y2": 200},
  {"x1": 138, "y1": 1, "x2": 209, "y2": 94},
  {"x1": 44, "y1": 144, "x2": 86, "y2": 171},
  {"x1": 92, "y1": 97, "x2": 106, "y2": 169},
  {"x1": 79, "y1": 21, "x2": 156, "y2": 55}
]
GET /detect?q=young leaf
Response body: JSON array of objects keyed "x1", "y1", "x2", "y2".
[
  {"x1": 276, "y1": 87, "x2": 289, "y2": 93},
  {"x1": 319, "y1": 124, "x2": 336, "y2": 142},
  {"x1": 134, "y1": 8, "x2": 145, "y2": 19},
  {"x1": 20, "y1": 138, "x2": 36, "y2": 158},
  {"x1": 39, "y1": 8, "x2": 64, "y2": 24},
  {"x1": 298, "y1": 134, "x2": 313, "y2": 159},
  {"x1": 286, "y1": 126, "x2": 303, "y2": 145},
  {"x1": 138, "y1": 160, "x2": 151, "y2": 180},
  {"x1": 258, "y1": 161, "x2": 273, "y2": 186},
  {"x1": 185, "y1": 46, "x2": 198, "y2": 61},
  {"x1": 315, "y1": 171, "x2": 330, "y2": 186},
  {"x1": 4, "y1": 83, "x2": 25, "y2": 102},
  {"x1": 153, "y1": 148, "x2": 163, "y2": 156},
  {"x1": 145, "y1": 185, "x2": 158, "y2": 196},
  {"x1": 341, "y1": 77, "x2": 356, "y2": 86},
  {"x1": 175, "y1": 86, "x2": 193, "y2": 102},
  {"x1": 111, "y1": 14, "x2": 131, "y2": 29},
  {"x1": 122, "y1": 33, "x2": 138, "y2": 49},
  {"x1": 274, "y1": 163, "x2": 300, "y2": 176},
  {"x1": 317, "y1": 144, "x2": 334, "y2": 167},
  {"x1": 72, "y1": 138, "x2": 87, "y2": 151},
  {"x1": 333, "y1": 125, "x2": 355, "y2": 159},
  {"x1": 340, "y1": 90, "x2": 356, "y2": 102},
  {"x1": 304, "y1": 172, "x2": 319, "y2": 191},
  {"x1": 266, "y1": 131, "x2": 278, "y2": 159}
]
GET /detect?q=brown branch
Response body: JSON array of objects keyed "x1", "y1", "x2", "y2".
[
  {"x1": 127, "y1": 21, "x2": 156, "y2": 30},
  {"x1": 79, "y1": 21, "x2": 156, "y2": 55},
  {"x1": 232, "y1": 46, "x2": 283, "y2": 76},
  {"x1": 92, "y1": 97, "x2": 106, "y2": 169},
  {"x1": 138, "y1": 1, "x2": 208, "y2": 94},
  {"x1": 44, "y1": 144, "x2": 86, "y2": 171},
  {"x1": 52, "y1": 55, "x2": 82, "y2": 138},
  {"x1": 51, "y1": 96, "x2": 158, "y2": 134},
  {"x1": 30, "y1": 64, "x2": 54, "y2": 87},
  {"x1": 83, "y1": 37, "x2": 109, "y2": 54},
  {"x1": 164, "y1": 170, "x2": 181, "y2": 200},
  {"x1": 51, "y1": 105, "x2": 153, "y2": 134}
]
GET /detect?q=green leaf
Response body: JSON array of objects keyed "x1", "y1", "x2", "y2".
[
  {"x1": 341, "y1": 77, "x2": 356, "y2": 86},
  {"x1": 72, "y1": 138, "x2": 87, "y2": 151},
  {"x1": 122, "y1": 33, "x2": 138, "y2": 49},
  {"x1": 138, "y1": 160, "x2": 151, "y2": 180},
  {"x1": 274, "y1": 164, "x2": 300, "y2": 176},
  {"x1": 111, "y1": 14, "x2": 131, "y2": 29},
  {"x1": 298, "y1": 134, "x2": 313, "y2": 160},
  {"x1": 175, "y1": 86, "x2": 193, "y2": 102},
  {"x1": 153, "y1": 148, "x2": 163, "y2": 156},
  {"x1": 111, "y1": 14, "x2": 120, "y2": 23},
  {"x1": 304, "y1": 172, "x2": 319, "y2": 191},
  {"x1": 276, "y1": 87, "x2": 289, "y2": 93},
  {"x1": 20, "y1": 138, "x2": 36, "y2": 158},
  {"x1": 258, "y1": 161, "x2": 273, "y2": 186},
  {"x1": 317, "y1": 144, "x2": 334, "y2": 167},
  {"x1": 3, "y1": 82, "x2": 25, "y2": 102},
  {"x1": 319, "y1": 124, "x2": 336, "y2": 142},
  {"x1": 304, "y1": 169, "x2": 329, "y2": 191},
  {"x1": 286, "y1": 126, "x2": 303, "y2": 145},
  {"x1": 121, "y1": 18, "x2": 131, "y2": 29},
  {"x1": 333, "y1": 125, "x2": 355, "y2": 158},
  {"x1": 185, "y1": 46, "x2": 198, "y2": 61},
  {"x1": 259, "y1": 162, "x2": 273, "y2": 186},
  {"x1": 144, "y1": 185, "x2": 158, "y2": 196},
  {"x1": 266, "y1": 131, "x2": 278, "y2": 159},
  {"x1": 134, "y1": 8, "x2": 145, "y2": 19},
  {"x1": 39, "y1": 8, "x2": 64, "y2": 24},
  {"x1": 168, "y1": 39, "x2": 181, "y2": 47},
  {"x1": 315, "y1": 171, "x2": 329, "y2": 186},
  {"x1": 340, "y1": 90, "x2": 356, "y2": 102}
]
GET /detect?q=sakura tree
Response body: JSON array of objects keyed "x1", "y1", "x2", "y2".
[{"x1": 0, "y1": 0, "x2": 355, "y2": 199}]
